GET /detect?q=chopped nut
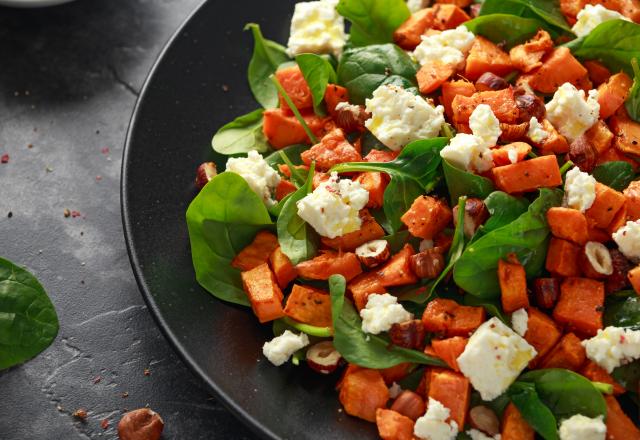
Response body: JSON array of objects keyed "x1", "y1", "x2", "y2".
[
  {"x1": 306, "y1": 341, "x2": 342, "y2": 374},
  {"x1": 101, "y1": 419, "x2": 109, "y2": 430},
  {"x1": 117, "y1": 408, "x2": 163, "y2": 440},
  {"x1": 533, "y1": 278, "x2": 559, "y2": 309},
  {"x1": 515, "y1": 92, "x2": 546, "y2": 123},
  {"x1": 581, "y1": 241, "x2": 613, "y2": 278},
  {"x1": 568, "y1": 135, "x2": 597, "y2": 173},
  {"x1": 389, "y1": 319, "x2": 425, "y2": 350},
  {"x1": 334, "y1": 102, "x2": 369, "y2": 132},
  {"x1": 410, "y1": 249, "x2": 445, "y2": 279},
  {"x1": 63, "y1": 209, "x2": 71, "y2": 218},
  {"x1": 195, "y1": 162, "x2": 218, "y2": 190},
  {"x1": 72, "y1": 409, "x2": 88, "y2": 421},
  {"x1": 453, "y1": 197, "x2": 489, "y2": 238},
  {"x1": 390, "y1": 390, "x2": 425, "y2": 421},
  {"x1": 469, "y1": 405, "x2": 500, "y2": 436},
  {"x1": 606, "y1": 249, "x2": 632, "y2": 294},
  {"x1": 475, "y1": 72, "x2": 508, "y2": 92},
  {"x1": 355, "y1": 239, "x2": 391, "y2": 268}
]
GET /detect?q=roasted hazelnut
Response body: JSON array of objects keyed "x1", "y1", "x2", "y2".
[
  {"x1": 533, "y1": 278, "x2": 560, "y2": 309},
  {"x1": 469, "y1": 406, "x2": 500, "y2": 436},
  {"x1": 475, "y1": 72, "x2": 509, "y2": 92},
  {"x1": 390, "y1": 390, "x2": 425, "y2": 421},
  {"x1": 452, "y1": 197, "x2": 490, "y2": 238},
  {"x1": 581, "y1": 242, "x2": 613, "y2": 279},
  {"x1": 117, "y1": 408, "x2": 164, "y2": 440},
  {"x1": 410, "y1": 249, "x2": 445, "y2": 279},
  {"x1": 515, "y1": 93, "x2": 546, "y2": 123},
  {"x1": 355, "y1": 239, "x2": 391, "y2": 268},
  {"x1": 470, "y1": 3, "x2": 482, "y2": 17},
  {"x1": 606, "y1": 249, "x2": 632, "y2": 294},
  {"x1": 306, "y1": 341, "x2": 342, "y2": 374},
  {"x1": 195, "y1": 162, "x2": 217, "y2": 190},
  {"x1": 334, "y1": 102, "x2": 369, "y2": 132},
  {"x1": 499, "y1": 122, "x2": 529, "y2": 143},
  {"x1": 568, "y1": 135, "x2": 597, "y2": 173},
  {"x1": 389, "y1": 319, "x2": 425, "y2": 350}
]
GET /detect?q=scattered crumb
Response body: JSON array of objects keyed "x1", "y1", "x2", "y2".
[
  {"x1": 64, "y1": 209, "x2": 71, "y2": 218},
  {"x1": 7, "y1": 212, "x2": 12, "y2": 218},
  {"x1": 72, "y1": 409, "x2": 88, "y2": 421},
  {"x1": 1, "y1": 154, "x2": 9, "y2": 164},
  {"x1": 122, "y1": 392, "x2": 129, "y2": 398},
  {"x1": 100, "y1": 419, "x2": 109, "y2": 430},
  {"x1": 143, "y1": 368, "x2": 151, "y2": 376},
  {"x1": 101, "y1": 147, "x2": 110, "y2": 155},
  {"x1": 71, "y1": 210, "x2": 81, "y2": 218},
  {"x1": 222, "y1": 84, "x2": 229, "y2": 92},
  {"x1": 95, "y1": 175, "x2": 102, "y2": 181},
  {"x1": 27, "y1": 143, "x2": 33, "y2": 149},
  {"x1": 46, "y1": 166, "x2": 53, "y2": 172},
  {"x1": 93, "y1": 375, "x2": 102, "y2": 384}
]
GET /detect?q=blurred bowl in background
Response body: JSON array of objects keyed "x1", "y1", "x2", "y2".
[{"x1": 0, "y1": 0, "x2": 77, "y2": 7}]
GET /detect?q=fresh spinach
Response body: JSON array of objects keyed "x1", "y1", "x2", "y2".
[
  {"x1": 274, "y1": 317, "x2": 332, "y2": 338},
  {"x1": 277, "y1": 163, "x2": 319, "y2": 265},
  {"x1": 627, "y1": 58, "x2": 640, "y2": 123},
  {"x1": 245, "y1": 23, "x2": 290, "y2": 108},
  {"x1": 454, "y1": 189, "x2": 562, "y2": 298},
  {"x1": 337, "y1": 43, "x2": 418, "y2": 104},
  {"x1": 336, "y1": 0, "x2": 410, "y2": 47},
  {"x1": 479, "y1": 0, "x2": 572, "y2": 36},
  {"x1": 332, "y1": 138, "x2": 448, "y2": 232},
  {"x1": 211, "y1": 108, "x2": 271, "y2": 155},
  {"x1": 384, "y1": 230, "x2": 419, "y2": 253},
  {"x1": 295, "y1": 53, "x2": 337, "y2": 116},
  {"x1": 604, "y1": 292, "x2": 640, "y2": 328},
  {"x1": 612, "y1": 361, "x2": 640, "y2": 394},
  {"x1": 265, "y1": 143, "x2": 307, "y2": 168},
  {"x1": 443, "y1": 160, "x2": 495, "y2": 204},
  {"x1": 186, "y1": 172, "x2": 273, "y2": 306},
  {"x1": 472, "y1": 191, "x2": 529, "y2": 242},
  {"x1": 464, "y1": 14, "x2": 544, "y2": 49},
  {"x1": 508, "y1": 381, "x2": 559, "y2": 440},
  {"x1": 329, "y1": 275, "x2": 446, "y2": 369},
  {"x1": 0, "y1": 257, "x2": 59, "y2": 370},
  {"x1": 592, "y1": 161, "x2": 636, "y2": 192}
]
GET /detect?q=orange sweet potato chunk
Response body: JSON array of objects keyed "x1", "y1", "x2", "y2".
[
  {"x1": 492, "y1": 142, "x2": 531, "y2": 167},
  {"x1": 417, "y1": 62, "x2": 456, "y2": 94},
  {"x1": 232, "y1": 231, "x2": 279, "y2": 271},
  {"x1": 241, "y1": 263, "x2": 285, "y2": 323},
  {"x1": 393, "y1": 8, "x2": 436, "y2": 50},
  {"x1": 465, "y1": 36, "x2": 514, "y2": 81},
  {"x1": 324, "y1": 84, "x2": 349, "y2": 117},
  {"x1": 581, "y1": 361, "x2": 626, "y2": 395},
  {"x1": 452, "y1": 88, "x2": 519, "y2": 125},
  {"x1": 598, "y1": 72, "x2": 633, "y2": 119},
  {"x1": 499, "y1": 254, "x2": 530, "y2": 313},
  {"x1": 269, "y1": 246, "x2": 298, "y2": 288},
  {"x1": 263, "y1": 108, "x2": 333, "y2": 149},
  {"x1": 525, "y1": 307, "x2": 562, "y2": 367},
  {"x1": 553, "y1": 277, "x2": 604, "y2": 336},
  {"x1": 501, "y1": 403, "x2": 535, "y2": 440},
  {"x1": 441, "y1": 80, "x2": 476, "y2": 119},
  {"x1": 584, "y1": 60, "x2": 611, "y2": 87},
  {"x1": 534, "y1": 119, "x2": 570, "y2": 155},
  {"x1": 585, "y1": 120, "x2": 614, "y2": 155},
  {"x1": 509, "y1": 30, "x2": 554, "y2": 73},
  {"x1": 546, "y1": 237, "x2": 582, "y2": 277},
  {"x1": 348, "y1": 272, "x2": 387, "y2": 310},
  {"x1": 275, "y1": 179, "x2": 297, "y2": 201},
  {"x1": 321, "y1": 210, "x2": 385, "y2": 251},
  {"x1": 401, "y1": 196, "x2": 452, "y2": 240},
  {"x1": 339, "y1": 368, "x2": 390, "y2": 422},
  {"x1": 422, "y1": 298, "x2": 486, "y2": 337},
  {"x1": 376, "y1": 244, "x2": 419, "y2": 287},
  {"x1": 610, "y1": 108, "x2": 640, "y2": 158},
  {"x1": 628, "y1": 265, "x2": 640, "y2": 295},
  {"x1": 300, "y1": 128, "x2": 362, "y2": 171},
  {"x1": 376, "y1": 409, "x2": 415, "y2": 440},
  {"x1": 585, "y1": 183, "x2": 626, "y2": 230},
  {"x1": 431, "y1": 337, "x2": 468, "y2": 371},
  {"x1": 276, "y1": 65, "x2": 313, "y2": 113},
  {"x1": 296, "y1": 251, "x2": 363, "y2": 282},
  {"x1": 427, "y1": 368, "x2": 470, "y2": 429},
  {"x1": 604, "y1": 395, "x2": 640, "y2": 440},
  {"x1": 433, "y1": 3, "x2": 470, "y2": 29},
  {"x1": 356, "y1": 172, "x2": 389, "y2": 209},
  {"x1": 492, "y1": 155, "x2": 562, "y2": 194},
  {"x1": 546, "y1": 207, "x2": 589, "y2": 245},
  {"x1": 283, "y1": 284, "x2": 332, "y2": 327},
  {"x1": 539, "y1": 332, "x2": 586, "y2": 371},
  {"x1": 520, "y1": 47, "x2": 588, "y2": 94},
  {"x1": 624, "y1": 181, "x2": 640, "y2": 221}
]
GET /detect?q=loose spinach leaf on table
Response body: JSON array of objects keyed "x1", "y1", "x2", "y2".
[
  {"x1": 296, "y1": 53, "x2": 337, "y2": 116},
  {"x1": 245, "y1": 23, "x2": 290, "y2": 108},
  {"x1": 332, "y1": 138, "x2": 448, "y2": 233},
  {"x1": 464, "y1": 14, "x2": 544, "y2": 49},
  {"x1": 0, "y1": 257, "x2": 59, "y2": 370},
  {"x1": 211, "y1": 108, "x2": 271, "y2": 155},
  {"x1": 479, "y1": 0, "x2": 572, "y2": 37},
  {"x1": 604, "y1": 291, "x2": 640, "y2": 327},
  {"x1": 508, "y1": 381, "x2": 559, "y2": 440},
  {"x1": 277, "y1": 163, "x2": 319, "y2": 264},
  {"x1": 454, "y1": 189, "x2": 562, "y2": 298},
  {"x1": 186, "y1": 172, "x2": 273, "y2": 306},
  {"x1": 443, "y1": 159, "x2": 495, "y2": 204},
  {"x1": 592, "y1": 162, "x2": 636, "y2": 192},
  {"x1": 336, "y1": 0, "x2": 410, "y2": 47},
  {"x1": 337, "y1": 43, "x2": 418, "y2": 104},
  {"x1": 329, "y1": 275, "x2": 446, "y2": 369},
  {"x1": 626, "y1": 58, "x2": 640, "y2": 122}
]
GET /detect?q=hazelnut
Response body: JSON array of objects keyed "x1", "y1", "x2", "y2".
[
  {"x1": 355, "y1": 239, "x2": 391, "y2": 268},
  {"x1": 117, "y1": 408, "x2": 164, "y2": 440},
  {"x1": 410, "y1": 249, "x2": 445, "y2": 279},
  {"x1": 334, "y1": 102, "x2": 369, "y2": 132},
  {"x1": 469, "y1": 405, "x2": 500, "y2": 436},
  {"x1": 475, "y1": 72, "x2": 508, "y2": 92},
  {"x1": 389, "y1": 319, "x2": 425, "y2": 350},
  {"x1": 581, "y1": 241, "x2": 613, "y2": 279},
  {"x1": 567, "y1": 135, "x2": 597, "y2": 173},
  {"x1": 452, "y1": 197, "x2": 489, "y2": 238},
  {"x1": 533, "y1": 278, "x2": 559, "y2": 309},
  {"x1": 306, "y1": 341, "x2": 342, "y2": 374},
  {"x1": 606, "y1": 249, "x2": 632, "y2": 294},
  {"x1": 499, "y1": 122, "x2": 529, "y2": 143},
  {"x1": 390, "y1": 390, "x2": 425, "y2": 421},
  {"x1": 195, "y1": 162, "x2": 217, "y2": 190},
  {"x1": 515, "y1": 93, "x2": 546, "y2": 123}
]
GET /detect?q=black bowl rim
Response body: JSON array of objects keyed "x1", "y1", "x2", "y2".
[{"x1": 120, "y1": 2, "x2": 275, "y2": 439}]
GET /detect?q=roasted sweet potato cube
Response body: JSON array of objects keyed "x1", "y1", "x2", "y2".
[
  {"x1": 596, "y1": 147, "x2": 640, "y2": 172},
  {"x1": 585, "y1": 120, "x2": 614, "y2": 155},
  {"x1": 393, "y1": 8, "x2": 435, "y2": 50},
  {"x1": 501, "y1": 403, "x2": 534, "y2": 440},
  {"x1": 427, "y1": 368, "x2": 470, "y2": 429},
  {"x1": 401, "y1": 196, "x2": 452, "y2": 240},
  {"x1": 539, "y1": 332, "x2": 585, "y2": 371},
  {"x1": 581, "y1": 361, "x2": 626, "y2": 395},
  {"x1": 417, "y1": 62, "x2": 456, "y2": 94},
  {"x1": 624, "y1": 181, "x2": 640, "y2": 221},
  {"x1": 498, "y1": 254, "x2": 529, "y2": 313},
  {"x1": 339, "y1": 368, "x2": 389, "y2": 422},
  {"x1": 376, "y1": 244, "x2": 419, "y2": 287},
  {"x1": 275, "y1": 179, "x2": 297, "y2": 201},
  {"x1": 376, "y1": 409, "x2": 415, "y2": 440},
  {"x1": 534, "y1": 119, "x2": 570, "y2": 155},
  {"x1": 509, "y1": 30, "x2": 553, "y2": 73},
  {"x1": 433, "y1": 3, "x2": 470, "y2": 29},
  {"x1": 465, "y1": 36, "x2": 514, "y2": 81},
  {"x1": 553, "y1": 277, "x2": 604, "y2": 336},
  {"x1": 283, "y1": 284, "x2": 332, "y2": 327},
  {"x1": 348, "y1": 272, "x2": 386, "y2": 310},
  {"x1": 276, "y1": 65, "x2": 313, "y2": 113},
  {"x1": 263, "y1": 108, "x2": 333, "y2": 149},
  {"x1": 422, "y1": 298, "x2": 486, "y2": 337},
  {"x1": 440, "y1": 80, "x2": 476, "y2": 119},
  {"x1": 324, "y1": 84, "x2": 349, "y2": 117},
  {"x1": 605, "y1": 395, "x2": 640, "y2": 440},
  {"x1": 546, "y1": 207, "x2": 589, "y2": 245},
  {"x1": 356, "y1": 172, "x2": 388, "y2": 209},
  {"x1": 452, "y1": 88, "x2": 519, "y2": 125},
  {"x1": 300, "y1": 128, "x2": 362, "y2": 171},
  {"x1": 492, "y1": 142, "x2": 531, "y2": 166},
  {"x1": 321, "y1": 210, "x2": 385, "y2": 251},
  {"x1": 296, "y1": 251, "x2": 362, "y2": 282},
  {"x1": 524, "y1": 307, "x2": 562, "y2": 367},
  {"x1": 584, "y1": 60, "x2": 611, "y2": 86},
  {"x1": 628, "y1": 265, "x2": 640, "y2": 295},
  {"x1": 232, "y1": 231, "x2": 280, "y2": 271},
  {"x1": 380, "y1": 362, "x2": 413, "y2": 385},
  {"x1": 241, "y1": 263, "x2": 285, "y2": 323},
  {"x1": 607, "y1": 203, "x2": 628, "y2": 235},
  {"x1": 585, "y1": 183, "x2": 626, "y2": 230},
  {"x1": 269, "y1": 246, "x2": 298, "y2": 288},
  {"x1": 519, "y1": 47, "x2": 588, "y2": 94},
  {"x1": 598, "y1": 72, "x2": 633, "y2": 120},
  {"x1": 431, "y1": 337, "x2": 468, "y2": 372},
  {"x1": 492, "y1": 155, "x2": 562, "y2": 193},
  {"x1": 610, "y1": 108, "x2": 640, "y2": 158},
  {"x1": 546, "y1": 237, "x2": 581, "y2": 277}
]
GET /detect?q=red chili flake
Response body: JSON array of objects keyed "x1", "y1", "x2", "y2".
[
  {"x1": 1, "y1": 154, "x2": 9, "y2": 164},
  {"x1": 71, "y1": 210, "x2": 81, "y2": 218},
  {"x1": 620, "y1": 334, "x2": 626, "y2": 344},
  {"x1": 100, "y1": 419, "x2": 109, "y2": 429},
  {"x1": 95, "y1": 175, "x2": 102, "y2": 181},
  {"x1": 100, "y1": 147, "x2": 110, "y2": 155}
]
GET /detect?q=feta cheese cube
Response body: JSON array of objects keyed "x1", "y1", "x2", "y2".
[
  {"x1": 365, "y1": 84, "x2": 445, "y2": 151},
  {"x1": 511, "y1": 308, "x2": 528, "y2": 337},
  {"x1": 440, "y1": 133, "x2": 494, "y2": 173},
  {"x1": 226, "y1": 150, "x2": 281, "y2": 206},
  {"x1": 527, "y1": 117, "x2": 549, "y2": 144},
  {"x1": 558, "y1": 414, "x2": 606, "y2": 440},
  {"x1": 612, "y1": 219, "x2": 640, "y2": 262},
  {"x1": 286, "y1": 0, "x2": 346, "y2": 58},
  {"x1": 469, "y1": 104, "x2": 502, "y2": 148},
  {"x1": 360, "y1": 293, "x2": 413, "y2": 335},
  {"x1": 414, "y1": 398, "x2": 459, "y2": 440},
  {"x1": 572, "y1": 4, "x2": 630, "y2": 38},
  {"x1": 546, "y1": 83, "x2": 600, "y2": 142},
  {"x1": 467, "y1": 429, "x2": 501, "y2": 440},
  {"x1": 564, "y1": 167, "x2": 597, "y2": 212},
  {"x1": 413, "y1": 26, "x2": 476, "y2": 69},
  {"x1": 262, "y1": 330, "x2": 310, "y2": 366},
  {"x1": 457, "y1": 317, "x2": 537, "y2": 401},
  {"x1": 296, "y1": 172, "x2": 369, "y2": 239},
  {"x1": 582, "y1": 326, "x2": 640, "y2": 373}
]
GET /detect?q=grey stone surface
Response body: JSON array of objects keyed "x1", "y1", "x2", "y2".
[{"x1": 0, "y1": 1, "x2": 257, "y2": 438}]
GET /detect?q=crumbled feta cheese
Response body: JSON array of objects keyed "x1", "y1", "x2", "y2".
[
  {"x1": 389, "y1": 382, "x2": 403, "y2": 399},
  {"x1": 413, "y1": 26, "x2": 476, "y2": 69},
  {"x1": 546, "y1": 83, "x2": 600, "y2": 142},
  {"x1": 469, "y1": 104, "x2": 502, "y2": 148},
  {"x1": 612, "y1": 220, "x2": 640, "y2": 262},
  {"x1": 527, "y1": 117, "x2": 549, "y2": 144},
  {"x1": 572, "y1": 4, "x2": 629, "y2": 38},
  {"x1": 467, "y1": 429, "x2": 502, "y2": 440},
  {"x1": 226, "y1": 150, "x2": 281, "y2": 206},
  {"x1": 440, "y1": 133, "x2": 494, "y2": 173},
  {"x1": 582, "y1": 326, "x2": 640, "y2": 373},
  {"x1": 507, "y1": 148, "x2": 518, "y2": 164},
  {"x1": 365, "y1": 84, "x2": 445, "y2": 151},
  {"x1": 286, "y1": 0, "x2": 346, "y2": 58},
  {"x1": 419, "y1": 239, "x2": 434, "y2": 252},
  {"x1": 457, "y1": 317, "x2": 537, "y2": 401},
  {"x1": 564, "y1": 167, "x2": 597, "y2": 212},
  {"x1": 262, "y1": 330, "x2": 310, "y2": 366},
  {"x1": 407, "y1": 0, "x2": 427, "y2": 13},
  {"x1": 360, "y1": 293, "x2": 413, "y2": 335},
  {"x1": 296, "y1": 172, "x2": 369, "y2": 239},
  {"x1": 511, "y1": 308, "x2": 528, "y2": 337},
  {"x1": 414, "y1": 398, "x2": 459, "y2": 440},
  {"x1": 558, "y1": 414, "x2": 606, "y2": 440}
]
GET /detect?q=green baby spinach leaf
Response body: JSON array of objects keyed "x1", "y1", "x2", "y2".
[
  {"x1": 480, "y1": 0, "x2": 572, "y2": 36},
  {"x1": 336, "y1": 0, "x2": 410, "y2": 47},
  {"x1": 277, "y1": 163, "x2": 319, "y2": 265},
  {"x1": 471, "y1": 191, "x2": 529, "y2": 242},
  {"x1": 186, "y1": 172, "x2": 273, "y2": 306},
  {"x1": 245, "y1": 23, "x2": 290, "y2": 108},
  {"x1": 443, "y1": 160, "x2": 495, "y2": 204},
  {"x1": 592, "y1": 162, "x2": 636, "y2": 192},
  {"x1": 296, "y1": 53, "x2": 337, "y2": 116},
  {"x1": 508, "y1": 381, "x2": 559, "y2": 440},
  {"x1": 332, "y1": 137, "x2": 448, "y2": 233},
  {"x1": 464, "y1": 14, "x2": 544, "y2": 49},
  {"x1": 337, "y1": 43, "x2": 418, "y2": 104},
  {"x1": 211, "y1": 108, "x2": 271, "y2": 155},
  {"x1": 274, "y1": 317, "x2": 332, "y2": 338},
  {"x1": 329, "y1": 275, "x2": 446, "y2": 369},
  {"x1": 612, "y1": 361, "x2": 640, "y2": 394},
  {"x1": 626, "y1": 58, "x2": 640, "y2": 122},
  {"x1": 0, "y1": 258, "x2": 59, "y2": 370},
  {"x1": 604, "y1": 292, "x2": 640, "y2": 327},
  {"x1": 265, "y1": 143, "x2": 307, "y2": 169},
  {"x1": 454, "y1": 189, "x2": 562, "y2": 298}
]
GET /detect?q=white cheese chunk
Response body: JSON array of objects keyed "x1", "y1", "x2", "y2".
[
  {"x1": 527, "y1": 117, "x2": 549, "y2": 144},
  {"x1": 286, "y1": 0, "x2": 346, "y2": 58},
  {"x1": 582, "y1": 326, "x2": 640, "y2": 373},
  {"x1": 413, "y1": 26, "x2": 476, "y2": 69},
  {"x1": 572, "y1": 4, "x2": 630, "y2": 38},
  {"x1": 226, "y1": 150, "x2": 281, "y2": 206},
  {"x1": 296, "y1": 172, "x2": 369, "y2": 239},
  {"x1": 469, "y1": 104, "x2": 502, "y2": 148},
  {"x1": 365, "y1": 84, "x2": 445, "y2": 151},
  {"x1": 360, "y1": 293, "x2": 413, "y2": 335},
  {"x1": 563, "y1": 167, "x2": 597, "y2": 212},
  {"x1": 262, "y1": 330, "x2": 310, "y2": 366},
  {"x1": 414, "y1": 398, "x2": 459, "y2": 440},
  {"x1": 440, "y1": 133, "x2": 494, "y2": 173},
  {"x1": 406, "y1": 0, "x2": 428, "y2": 13},
  {"x1": 457, "y1": 317, "x2": 537, "y2": 401},
  {"x1": 559, "y1": 414, "x2": 606, "y2": 440},
  {"x1": 612, "y1": 219, "x2": 640, "y2": 262},
  {"x1": 511, "y1": 308, "x2": 529, "y2": 337},
  {"x1": 546, "y1": 83, "x2": 600, "y2": 142},
  {"x1": 467, "y1": 429, "x2": 502, "y2": 440}
]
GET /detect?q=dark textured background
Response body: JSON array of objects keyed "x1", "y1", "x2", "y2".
[{"x1": 0, "y1": 0, "x2": 257, "y2": 438}]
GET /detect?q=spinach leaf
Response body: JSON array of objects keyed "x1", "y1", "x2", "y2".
[
  {"x1": 337, "y1": 43, "x2": 418, "y2": 104},
  {"x1": 265, "y1": 144, "x2": 307, "y2": 168},
  {"x1": 211, "y1": 108, "x2": 271, "y2": 155},
  {"x1": 443, "y1": 160, "x2": 495, "y2": 204},
  {"x1": 464, "y1": 14, "x2": 544, "y2": 49},
  {"x1": 277, "y1": 163, "x2": 319, "y2": 264},
  {"x1": 336, "y1": 0, "x2": 410, "y2": 47},
  {"x1": 604, "y1": 292, "x2": 640, "y2": 327},
  {"x1": 329, "y1": 275, "x2": 447, "y2": 369},
  {"x1": 454, "y1": 189, "x2": 562, "y2": 298},
  {"x1": 626, "y1": 58, "x2": 640, "y2": 122},
  {"x1": 480, "y1": 191, "x2": 529, "y2": 236},
  {"x1": 332, "y1": 138, "x2": 448, "y2": 232},
  {"x1": 186, "y1": 172, "x2": 273, "y2": 306},
  {"x1": 564, "y1": 19, "x2": 640, "y2": 77},
  {"x1": 508, "y1": 382, "x2": 559, "y2": 440},
  {"x1": 296, "y1": 53, "x2": 337, "y2": 116},
  {"x1": 0, "y1": 258, "x2": 59, "y2": 370},
  {"x1": 480, "y1": 0, "x2": 572, "y2": 36},
  {"x1": 612, "y1": 361, "x2": 640, "y2": 394},
  {"x1": 274, "y1": 317, "x2": 332, "y2": 338},
  {"x1": 384, "y1": 230, "x2": 419, "y2": 253},
  {"x1": 593, "y1": 162, "x2": 636, "y2": 192},
  {"x1": 245, "y1": 23, "x2": 290, "y2": 108}
]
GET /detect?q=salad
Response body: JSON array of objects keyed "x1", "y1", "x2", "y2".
[{"x1": 186, "y1": 0, "x2": 640, "y2": 439}]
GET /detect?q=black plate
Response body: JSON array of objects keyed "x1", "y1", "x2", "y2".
[{"x1": 121, "y1": 1, "x2": 377, "y2": 438}]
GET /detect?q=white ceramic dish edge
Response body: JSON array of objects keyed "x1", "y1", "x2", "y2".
[{"x1": 0, "y1": 0, "x2": 76, "y2": 7}]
